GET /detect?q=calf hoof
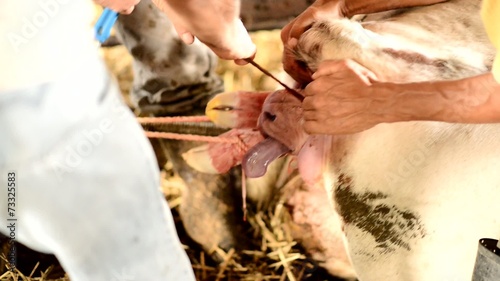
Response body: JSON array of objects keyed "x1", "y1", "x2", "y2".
[{"x1": 182, "y1": 129, "x2": 264, "y2": 175}]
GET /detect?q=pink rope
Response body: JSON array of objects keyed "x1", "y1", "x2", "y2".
[
  {"x1": 144, "y1": 131, "x2": 241, "y2": 144},
  {"x1": 139, "y1": 115, "x2": 249, "y2": 149},
  {"x1": 139, "y1": 115, "x2": 238, "y2": 144},
  {"x1": 142, "y1": 116, "x2": 249, "y2": 219},
  {"x1": 140, "y1": 116, "x2": 246, "y2": 162},
  {"x1": 137, "y1": 116, "x2": 211, "y2": 124}
]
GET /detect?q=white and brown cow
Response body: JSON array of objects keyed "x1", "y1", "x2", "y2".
[{"x1": 186, "y1": 0, "x2": 500, "y2": 280}]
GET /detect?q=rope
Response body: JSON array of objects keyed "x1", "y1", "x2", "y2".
[
  {"x1": 143, "y1": 116, "x2": 251, "y2": 218},
  {"x1": 140, "y1": 115, "x2": 248, "y2": 154},
  {"x1": 137, "y1": 116, "x2": 211, "y2": 124},
  {"x1": 139, "y1": 115, "x2": 236, "y2": 144},
  {"x1": 145, "y1": 131, "x2": 240, "y2": 144}
]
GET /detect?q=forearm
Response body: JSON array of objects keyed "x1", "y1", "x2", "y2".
[
  {"x1": 340, "y1": 0, "x2": 448, "y2": 17},
  {"x1": 383, "y1": 73, "x2": 500, "y2": 124}
]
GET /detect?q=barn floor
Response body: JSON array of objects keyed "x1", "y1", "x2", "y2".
[{"x1": 0, "y1": 30, "x2": 344, "y2": 281}]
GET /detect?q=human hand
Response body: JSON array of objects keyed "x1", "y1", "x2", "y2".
[
  {"x1": 281, "y1": 0, "x2": 345, "y2": 84},
  {"x1": 94, "y1": 0, "x2": 140, "y2": 14},
  {"x1": 302, "y1": 59, "x2": 389, "y2": 135},
  {"x1": 153, "y1": 0, "x2": 256, "y2": 64}
]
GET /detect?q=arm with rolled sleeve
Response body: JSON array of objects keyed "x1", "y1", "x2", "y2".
[{"x1": 296, "y1": 0, "x2": 500, "y2": 135}]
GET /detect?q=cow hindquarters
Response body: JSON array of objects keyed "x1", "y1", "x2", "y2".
[{"x1": 326, "y1": 122, "x2": 500, "y2": 281}]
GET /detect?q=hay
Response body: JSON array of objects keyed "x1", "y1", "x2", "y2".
[
  {"x1": 0, "y1": 256, "x2": 68, "y2": 281},
  {"x1": 160, "y1": 166, "x2": 325, "y2": 281}
]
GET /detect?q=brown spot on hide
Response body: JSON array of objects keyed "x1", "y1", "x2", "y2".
[
  {"x1": 382, "y1": 48, "x2": 446, "y2": 69},
  {"x1": 334, "y1": 174, "x2": 426, "y2": 253},
  {"x1": 382, "y1": 48, "x2": 485, "y2": 79},
  {"x1": 131, "y1": 45, "x2": 154, "y2": 63}
]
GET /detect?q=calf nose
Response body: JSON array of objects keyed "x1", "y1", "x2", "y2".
[{"x1": 263, "y1": 111, "x2": 277, "y2": 122}]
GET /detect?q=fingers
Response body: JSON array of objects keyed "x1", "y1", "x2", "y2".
[
  {"x1": 218, "y1": 19, "x2": 257, "y2": 60},
  {"x1": 289, "y1": 16, "x2": 315, "y2": 42},
  {"x1": 302, "y1": 92, "x2": 322, "y2": 112},
  {"x1": 311, "y1": 60, "x2": 349, "y2": 78},
  {"x1": 282, "y1": 1, "x2": 344, "y2": 46},
  {"x1": 234, "y1": 52, "x2": 256, "y2": 66},
  {"x1": 152, "y1": 0, "x2": 256, "y2": 62},
  {"x1": 198, "y1": 19, "x2": 255, "y2": 61},
  {"x1": 280, "y1": 8, "x2": 317, "y2": 85},
  {"x1": 186, "y1": 19, "x2": 256, "y2": 61},
  {"x1": 95, "y1": 0, "x2": 140, "y2": 14},
  {"x1": 312, "y1": 59, "x2": 378, "y2": 84},
  {"x1": 300, "y1": 59, "x2": 378, "y2": 135},
  {"x1": 121, "y1": 6, "x2": 135, "y2": 14},
  {"x1": 303, "y1": 96, "x2": 334, "y2": 135},
  {"x1": 282, "y1": 41, "x2": 314, "y2": 85},
  {"x1": 169, "y1": 22, "x2": 195, "y2": 44},
  {"x1": 303, "y1": 76, "x2": 327, "y2": 97},
  {"x1": 180, "y1": 32, "x2": 195, "y2": 45},
  {"x1": 303, "y1": 111, "x2": 328, "y2": 135},
  {"x1": 280, "y1": 18, "x2": 294, "y2": 43},
  {"x1": 344, "y1": 60, "x2": 378, "y2": 84},
  {"x1": 281, "y1": 8, "x2": 315, "y2": 45}
]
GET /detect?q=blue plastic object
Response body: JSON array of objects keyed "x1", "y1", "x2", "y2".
[{"x1": 94, "y1": 8, "x2": 119, "y2": 43}]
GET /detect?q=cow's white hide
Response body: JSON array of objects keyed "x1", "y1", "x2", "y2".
[{"x1": 292, "y1": 0, "x2": 500, "y2": 280}]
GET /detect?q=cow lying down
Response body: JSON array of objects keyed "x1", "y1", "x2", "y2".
[{"x1": 184, "y1": 0, "x2": 500, "y2": 280}]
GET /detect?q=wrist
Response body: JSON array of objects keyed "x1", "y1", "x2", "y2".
[
  {"x1": 380, "y1": 78, "x2": 476, "y2": 124},
  {"x1": 369, "y1": 74, "x2": 500, "y2": 125},
  {"x1": 372, "y1": 81, "x2": 447, "y2": 123},
  {"x1": 356, "y1": 82, "x2": 406, "y2": 125}
]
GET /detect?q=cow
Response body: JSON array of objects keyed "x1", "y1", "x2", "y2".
[{"x1": 185, "y1": 0, "x2": 500, "y2": 279}]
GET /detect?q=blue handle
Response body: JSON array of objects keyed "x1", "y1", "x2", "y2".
[{"x1": 94, "y1": 8, "x2": 119, "y2": 43}]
